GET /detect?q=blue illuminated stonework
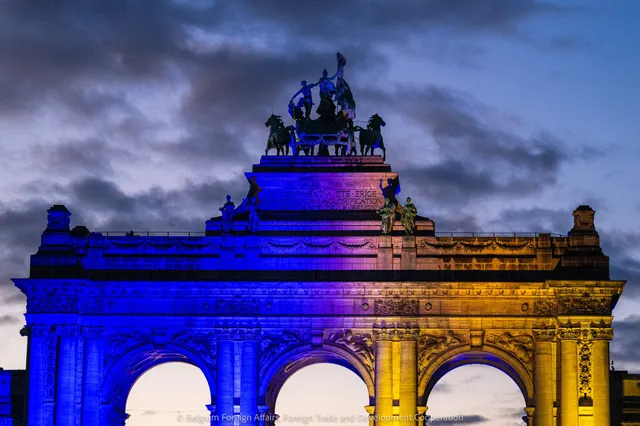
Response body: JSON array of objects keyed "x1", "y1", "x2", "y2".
[{"x1": 9, "y1": 155, "x2": 629, "y2": 426}]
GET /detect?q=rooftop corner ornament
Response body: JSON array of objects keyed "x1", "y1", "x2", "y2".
[{"x1": 266, "y1": 52, "x2": 386, "y2": 160}]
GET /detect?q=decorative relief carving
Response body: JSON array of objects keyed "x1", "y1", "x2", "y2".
[
  {"x1": 28, "y1": 294, "x2": 78, "y2": 313},
  {"x1": 173, "y1": 332, "x2": 218, "y2": 367},
  {"x1": 485, "y1": 332, "x2": 534, "y2": 371},
  {"x1": 534, "y1": 295, "x2": 612, "y2": 316},
  {"x1": 558, "y1": 295, "x2": 611, "y2": 315},
  {"x1": 421, "y1": 238, "x2": 534, "y2": 252},
  {"x1": 325, "y1": 330, "x2": 374, "y2": 372},
  {"x1": 590, "y1": 328, "x2": 613, "y2": 340},
  {"x1": 262, "y1": 239, "x2": 376, "y2": 253},
  {"x1": 533, "y1": 300, "x2": 558, "y2": 316},
  {"x1": 260, "y1": 330, "x2": 308, "y2": 375},
  {"x1": 374, "y1": 299, "x2": 419, "y2": 315},
  {"x1": 558, "y1": 328, "x2": 582, "y2": 340},
  {"x1": 532, "y1": 329, "x2": 556, "y2": 342},
  {"x1": 418, "y1": 331, "x2": 466, "y2": 373},
  {"x1": 202, "y1": 299, "x2": 260, "y2": 315},
  {"x1": 578, "y1": 339, "x2": 593, "y2": 398},
  {"x1": 103, "y1": 331, "x2": 152, "y2": 371}
]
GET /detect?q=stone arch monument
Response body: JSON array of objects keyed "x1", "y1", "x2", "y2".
[{"x1": 13, "y1": 54, "x2": 625, "y2": 426}]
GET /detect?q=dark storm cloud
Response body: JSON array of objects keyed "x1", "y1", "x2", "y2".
[
  {"x1": 488, "y1": 207, "x2": 572, "y2": 234},
  {"x1": 601, "y1": 232, "x2": 640, "y2": 300},
  {"x1": 611, "y1": 316, "x2": 640, "y2": 370},
  {"x1": 361, "y1": 85, "x2": 585, "y2": 207},
  {"x1": 0, "y1": 176, "x2": 249, "y2": 291}
]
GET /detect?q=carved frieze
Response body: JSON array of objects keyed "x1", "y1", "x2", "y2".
[
  {"x1": 533, "y1": 295, "x2": 612, "y2": 316},
  {"x1": 421, "y1": 238, "x2": 534, "y2": 252},
  {"x1": 27, "y1": 294, "x2": 77, "y2": 313},
  {"x1": 558, "y1": 295, "x2": 611, "y2": 315},
  {"x1": 202, "y1": 299, "x2": 260, "y2": 315},
  {"x1": 418, "y1": 331, "x2": 466, "y2": 373},
  {"x1": 261, "y1": 239, "x2": 376, "y2": 254},
  {"x1": 533, "y1": 300, "x2": 559, "y2": 316},
  {"x1": 485, "y1": 331, "x2": 534, "y2": 371},
  {"x1": 374, "y1": 299, "x2": 420, "y2": 315},
  {"x1": 325, "y1": 330, "x2": 374, "y2": 372}
]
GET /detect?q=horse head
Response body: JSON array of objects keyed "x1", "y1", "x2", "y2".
[
  {"x1": 265, "y1": 114, "x2": 283, "y2": 129},
  {"x1": 369, "y1": 114, "x2": 386, "y2": 130}
]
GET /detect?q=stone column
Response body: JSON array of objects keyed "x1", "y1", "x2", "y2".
[
  {"x1": 56, "y1": 326, "x2": 78, "y2": 425},
  {"x1": 524, "y1": 407, "x2": 535, "y2": 426},
  {"x1": 81, "y1": 327, "x2": 104, "y2": 425},
  {"x1": 591, "y1": 329, "x2": 613, "y2": 426},
  {"x1": 374, "y1": 330, "x2": 394, "y2": 425},
  {"x1": 398, "y1": 332, "x2": 418, "y2": 426},
  {"x1": 25, "y1": 326, "x2": 49, "y2": 426},
  {"x1": 558, "y1": 329, "x2": 580, "y2": 426},
  {"x1": 257, "y1": 406, "x2": 271, "y2": 426},
  {"x1": 240, "y1": 337, "x2": 260, "y2": 426},
  {"x1": 217, "y1": 339, "x2": 235, "y2": 426},
  {"x1": 533, "y1": 330, "x2": 556, "y2": 426},
  {"x1": 364, "y1": 405, "x2": 375, "y2": 426}
]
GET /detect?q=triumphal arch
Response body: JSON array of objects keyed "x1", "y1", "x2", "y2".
[{"x1": 14, "y1": 53, "x2": 625, "y2": 426}]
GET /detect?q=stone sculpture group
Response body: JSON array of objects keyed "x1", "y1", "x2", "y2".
[{"x1": 265, "y1": 52, "x2": 387, "y2": 160}]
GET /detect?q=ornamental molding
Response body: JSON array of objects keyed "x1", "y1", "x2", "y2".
[
  {"x1": 374, "y1": 299, "x2": 419, "y2": 315},
  {"x1": 325, "y1": 330, "x2": 374, "y2": 372}
]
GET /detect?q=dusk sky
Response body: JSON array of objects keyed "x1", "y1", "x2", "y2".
[{"x1": 0, "y1": 1, "x2": 639, "y2": 425}]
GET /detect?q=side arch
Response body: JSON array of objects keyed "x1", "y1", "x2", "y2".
[
  {"x1": 100, "y1": 342, "x2": 216, "y2": 410},
  {"x1": 418, "y1": 345, "x2": 534, "y2": 406},
  {"x1": 260, "y1": 343, "x2": 375, "y2": 408}
]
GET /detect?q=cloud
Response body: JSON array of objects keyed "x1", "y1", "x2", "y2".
[
  {"x1": 358, "y1": 85, "x2": 588, "y2": 208},
  {"x1": 611, "y1": 315, "x2": 640, "y2": 371},
  {"x1": 0, "y1": 314, "x2": 20, "y2": 326}
]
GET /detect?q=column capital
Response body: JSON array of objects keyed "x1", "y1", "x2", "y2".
[
  {"x1": 557, "y1": 328, "x2": 582, "y2": 340},
  {"x1": 589, "y1": 328, "x2": 613, "y2": 341},
  {"x1": 532, "y1": 329, "x2": 556, "y2": 342},
  {"x1": 364, "y1": 405, "x2": 375, "y2": 415},
  {"x1": 372, "y1": 327, "x2": 397, "y2": 341},
  {"x1": 80, "y1": 326, "x2": 104, "y2": 339},
  {"x1": 397, "y1": 327, "x2": 420, "y2": 341}
]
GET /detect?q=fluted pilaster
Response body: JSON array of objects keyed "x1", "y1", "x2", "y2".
[{"x1": 533, "y1": 329, "x2": 556, "y2": 426}]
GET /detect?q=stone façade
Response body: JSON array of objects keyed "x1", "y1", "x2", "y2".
[{"x1": 9, "y1": 155, "x2": 628, "y2": 426}]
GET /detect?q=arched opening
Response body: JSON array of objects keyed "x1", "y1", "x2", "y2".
[
  {"x1": 426, "y1": 365, "x2": 526, "y2": 425},
  {"x1": 126, "y1": 362, "x2": 210, "y2": 425},
  {"x1": 100, "y1": 344, "x2": 216, "y2": 424},
  {"x1": 275, "y1": 364, "x2": 370, "y2": 426}
]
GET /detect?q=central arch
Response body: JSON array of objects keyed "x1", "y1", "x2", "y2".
[
  {"x1": 418, "y1": 345, "x2": 534, "y2": 407},
  {"x1": 260, "y1": 344, "x2": 375, "y2": 409}
]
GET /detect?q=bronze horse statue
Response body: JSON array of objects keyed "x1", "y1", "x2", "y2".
[
  {"x1": 355, "y1": 114, "x2": 386, "y2": 160},
  {"x1": 265, "y1": 114, "x2": 294, "y2": 156}
]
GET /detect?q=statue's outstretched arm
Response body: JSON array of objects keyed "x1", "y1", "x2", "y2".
[{"x1": 289, "y1": 88, "x2": 304, "y2": 103}]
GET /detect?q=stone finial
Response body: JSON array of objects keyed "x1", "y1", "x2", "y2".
[
  {"x1": 46, "y1": 205, "x2": 71, "y2": 231},
  {"x1": 572, "y1": 205, "x2": 595, "y2": 231}
]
